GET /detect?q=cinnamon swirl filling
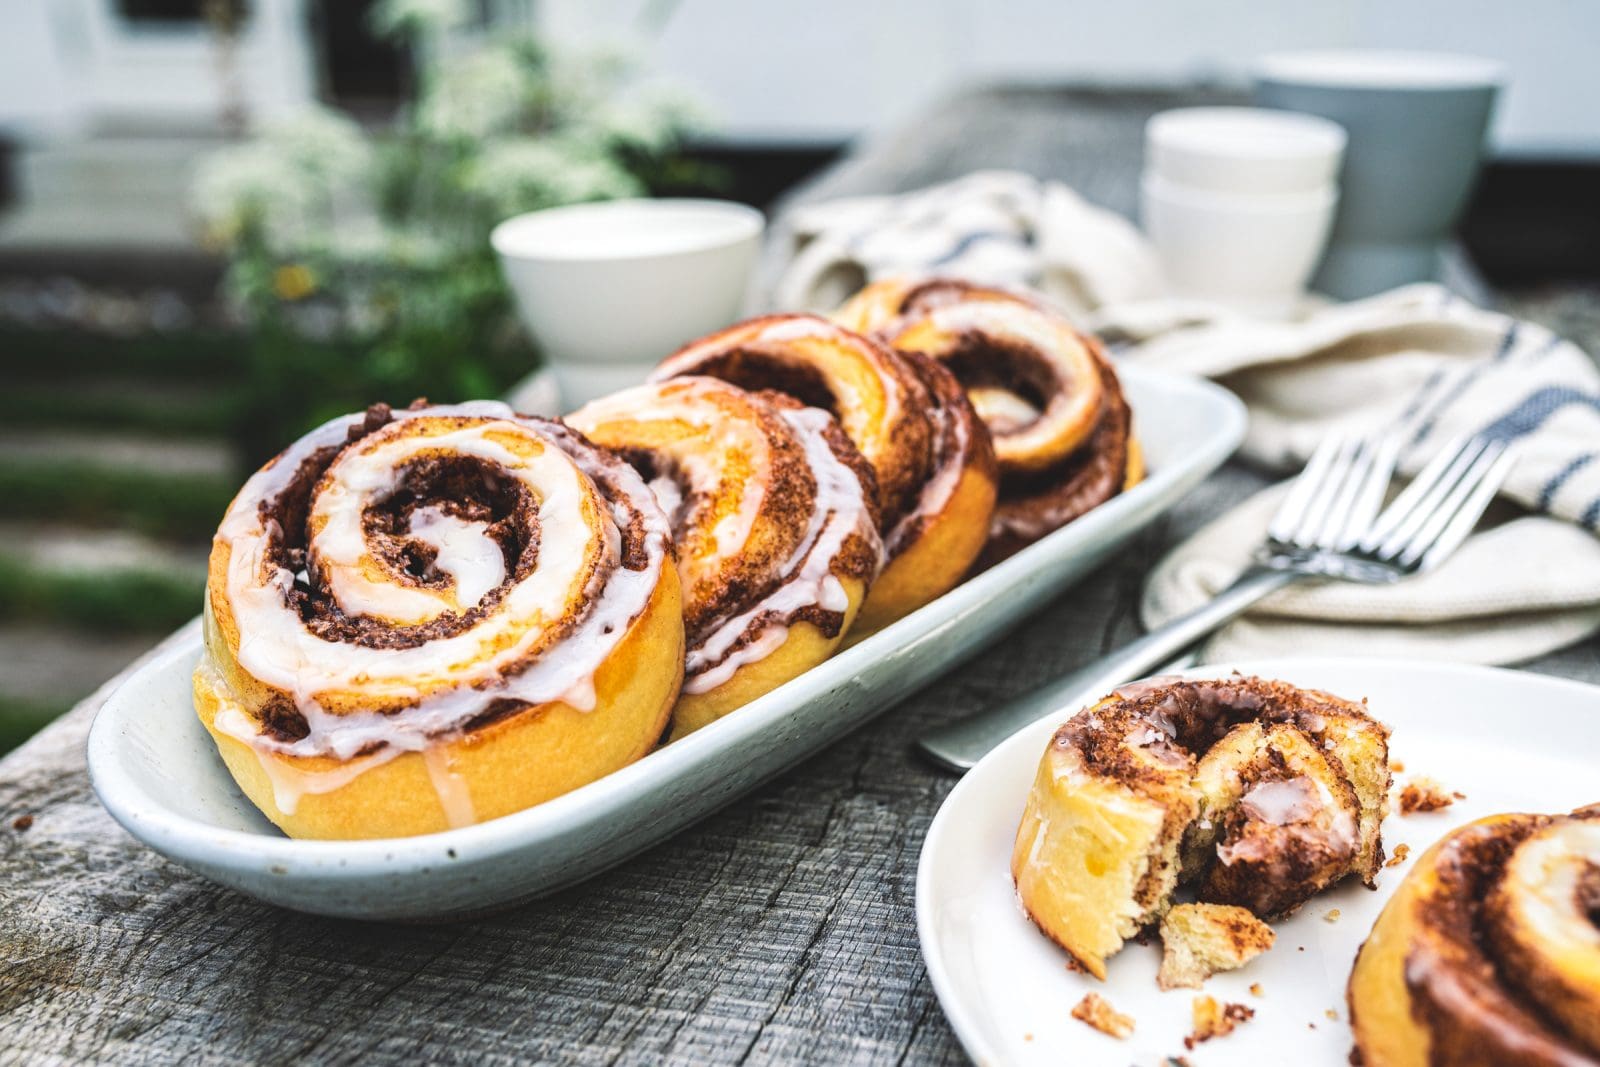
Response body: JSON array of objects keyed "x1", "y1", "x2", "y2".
[{"x1": 836, "y1": 277, "x2": 1137, "y2": 560}]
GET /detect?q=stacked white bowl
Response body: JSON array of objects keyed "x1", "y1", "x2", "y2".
[{"x1": 1141, "y1": 107, "x2": 1348, "y2": 317}]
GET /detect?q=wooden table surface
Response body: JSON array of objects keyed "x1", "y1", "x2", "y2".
[{"x1": 4, "y1": 88, "x2": 1597, "y2": 1066}]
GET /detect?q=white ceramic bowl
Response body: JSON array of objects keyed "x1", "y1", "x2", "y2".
[
  {"x1": 492, "y1": 199, "x2": 764, "y2": 409},
  {"x1": 1145, "y1": 106, "x2": 1346, "y2": 196},
  {"x1": 1140, "y1": 172, "x2": 1337, "y2": 317}
]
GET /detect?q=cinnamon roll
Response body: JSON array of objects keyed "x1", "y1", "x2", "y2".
[
  {"x1": 835, "y1": 277, "x2": 1140, "y2": 563},
  {"x1": 650, "y1": 313, "x2": 996, "y2": 631},
  {"x1": 1348, "y1": 806, "x2": 1600, "y2": 1067},
  {"x1": 566, "y1": 377, "x2": 882, "y2": 737},
  {"x1": 1011, "y1": 676, "x2": 1390, "y2": 979},
  {"x1": 195, "y1": 400, "x2": 684, "y2": 840}
]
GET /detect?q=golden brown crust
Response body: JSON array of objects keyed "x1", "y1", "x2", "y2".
[
  {"x1": 1185, "y1": 996, "x2": 1254, "y2": 1049},
  {"x1": 981, "y1": 344, "x2": 1132, "y2": 566}
]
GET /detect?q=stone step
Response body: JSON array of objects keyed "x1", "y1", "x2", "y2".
[
  {"x1": 0, "y1": 427, "x2": 235, "y2": 480},
  {"x1": 0, "y1": 521, "x2": 209, "y2": 580},
  {"x1": 1, "y1": 136, "x2": 223, "y2": 255}
]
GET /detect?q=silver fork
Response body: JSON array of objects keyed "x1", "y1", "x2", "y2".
[{"x1": 916, "y1": 432, "x2": 1518, "y2": 772}]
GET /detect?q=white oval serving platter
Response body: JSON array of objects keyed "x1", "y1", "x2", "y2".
[{"x1": 87, "y1": 364, "x2": 1243, "y2": 920}]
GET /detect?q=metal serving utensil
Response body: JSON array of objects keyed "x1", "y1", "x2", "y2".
[{"x1": 916, "y1": 432, "x2": 1518, "y2": 773}]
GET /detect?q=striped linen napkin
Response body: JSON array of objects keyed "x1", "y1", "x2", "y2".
[{"x1": 767, "y1": 171, "x2": 1600, "y2": 664}]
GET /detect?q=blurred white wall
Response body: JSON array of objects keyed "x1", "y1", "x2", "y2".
[
  {"x1": 537, "y1": 0, "x2": 1600, "y2": 156},
  {"x1": 0, "y1": 0, "x2": 315, "y2": 138}
]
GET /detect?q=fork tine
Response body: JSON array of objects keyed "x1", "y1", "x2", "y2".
[
  {"x1": 1359, "y1": 434, "x2": 1477, "y2": 552},
  {"x1": 1373, "y1": 437, "x2": 1489, "y2": 560},
  {"x1": 1313, "y1": 435, "x2": 1380, "y2": 549},
  {"x1": 1290, "y1": 435, "x2": 1361, "y2": 547},
  {"x1": 1399, "y1": 441, "x2": 1517, "y2": 569},
  {"x1": 1267, "y1": 434, "x2": 1346, "y2": 544},
  {"x1": 1335, "y1": 433, "x2": 1403, "y2": 549}
]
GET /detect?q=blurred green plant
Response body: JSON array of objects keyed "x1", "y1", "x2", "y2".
[{"x1": 194, "y1": 2, "x2": 706, "y2": 461}]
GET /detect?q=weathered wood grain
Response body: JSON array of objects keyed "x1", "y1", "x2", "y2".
[{"x1": 4, "y1": 87, "x2": 1598, "y2": 1066}]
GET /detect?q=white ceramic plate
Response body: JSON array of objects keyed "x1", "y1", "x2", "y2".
[
  {"x1": 917, "y1": 658, "x2": 1600, "y2": 1067},
  {"x1": 86, "y1": 364, "x2": 1243, "y2": 921}
]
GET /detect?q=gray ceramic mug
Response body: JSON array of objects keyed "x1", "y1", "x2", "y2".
[{"x1": 1254, "y1": 51, "x2": 1503, "y2": 300}]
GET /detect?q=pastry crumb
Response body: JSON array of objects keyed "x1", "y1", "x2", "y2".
[
  {"x1": 1389, "y1": 759, "x2": 1405, "y2": 773},
  {"x1": 1184, "y1": 996, "x2": 1254, "y2": 1049},
  {"x1": 1072, "y1": 992, "x2": 1135, "y2": 1039},
  {"x1": 1324, "y1": 908, "x2": 1341, "y2": 923},
  {"x1": 1023, "y1": 1033, "x2": 1033, "y2": 1042},
  {"x1": 11, "y1": 814, "x2": 33, "y2": 831},
  {"x1": 1326, "y1": 1008, "x2": 1340, "y2": 1021},
  {"x1": 1157, "y1": 903, "x2": 1274, "y2": 990},
  {"x1": 1385, "y1": 843, "x2": 1411, "y2": 868},
  {"x1": 1250, "y1": 982, "x2": 1264, "y2": 997},
  {"x1": 1399, "y1": 777, "x2": 1461, "y2": 814}
]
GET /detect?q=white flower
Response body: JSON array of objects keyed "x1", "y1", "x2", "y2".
[
  {"x1": 417, "y1": 47, "x2": 529, "y2": 140},
  {"x1": 462, "y1": 137, "x2": 644, "y2": 216}
]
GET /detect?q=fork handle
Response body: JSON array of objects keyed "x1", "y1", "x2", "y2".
[{"x1": 915, "y1": 566, "x2": 1300, "y2": 773}]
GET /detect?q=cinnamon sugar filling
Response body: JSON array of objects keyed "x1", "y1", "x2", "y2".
[{"x1": 990, "y1": 360, "x2": 1131, "y2": 544}]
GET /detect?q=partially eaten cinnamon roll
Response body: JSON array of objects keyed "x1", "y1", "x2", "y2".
[{"x1": 1011, "y1": 675, "x2": 1391, "y2": 979}]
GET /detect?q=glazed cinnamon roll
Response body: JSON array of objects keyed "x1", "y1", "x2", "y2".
[
  {"x1": 1349, "y1": 806, "x2": 1600, "y2": 1067},
  {"x1": 566, "y1": 377, "x2": 882, "y2": 737},
  {"x1": 650, "y1": 314, "x2": 996, "y2": 631},
  {"x1": 1012, "y1": 676, "x2": 1390, "y2": 979},
  {"x1": 195, "y1": 400, "x2": 683, "y2": 840},
  {"x1": 836, "y1": 277, "x2": 1140, "y2": 563}
]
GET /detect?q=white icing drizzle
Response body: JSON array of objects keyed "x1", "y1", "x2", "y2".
[
  {"x1": 421, "y1": 745, "x2": 477, "y2": 829},
  {"x1": 968, "y1": 386, "x2": 1039, "y2": 432},
  {"x1": 213, "y1": 402, "x2": 671, "y2": 769},
  {"x1": 215, "y1": 707, "x2": 403, "y2": 816},
  {"x1": 1241, "y1": 776, "x2": 1321, "y2": 825},
  {"x1": 407, "y1": 504, "x2": 506, "y2": 611},
  {"x1": 883, "y1": 388, "x2": 967, "y2": 557},
  {"x1": 683, "y1": 405, "x2": 882, "y2": 694},
  {"x1": 754, "y1": 315, "x2": 842, "y2": 343}
]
